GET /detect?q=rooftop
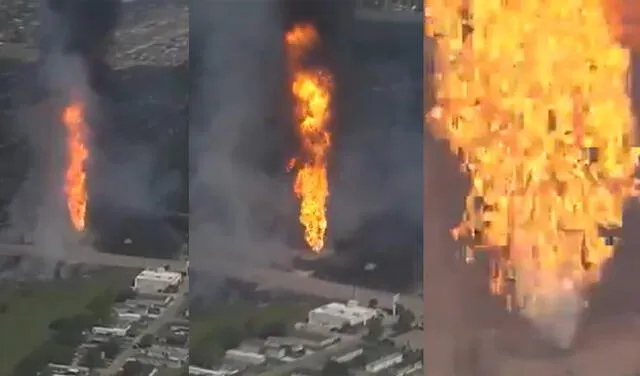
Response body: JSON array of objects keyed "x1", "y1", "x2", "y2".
[{"x1": 310, "y1": 301, "x2": 378, "y2": 320}]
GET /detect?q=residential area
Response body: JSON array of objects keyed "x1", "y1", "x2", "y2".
[
  {"x1": 189, "y1": 281, "x2": 423, "y2": 376},
  {"x1": 0, "y1": 264, "x2": 189, "y2": 376}
]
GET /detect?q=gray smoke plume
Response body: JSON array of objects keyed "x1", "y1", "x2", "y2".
[
  {"x1": 3, "y1": 0, "x2": 119, "y2": 263},
  {"x1": 189, "y1": 0, "x2": 293, "y2": 272},
  {"x1": 190, "y1": 1, "x2": 422, "y2": 301}
]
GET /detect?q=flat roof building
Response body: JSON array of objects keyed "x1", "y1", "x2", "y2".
[
  {"x1": 308, "y1": 300, "x2": 378, "y2": 329},
  {"x1": 134, "y1": 268, "x2": 182, "y2": 294}
]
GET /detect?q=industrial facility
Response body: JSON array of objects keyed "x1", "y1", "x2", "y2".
[
  {"x1": 307, "y1": 300, "x2": 378, "y2": 329},
  {"x1": 133, "y1": 268, "x2": 183, "y2": 294}
]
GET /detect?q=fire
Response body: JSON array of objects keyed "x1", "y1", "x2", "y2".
[
  {"x1": 62, "y1": 100, "x2": 89, "y2": 231},
  {"x1": 427, "y1": 0, "x2": 637, "y2": 317},
  {"x1": 285, "y1": 24, "x2": 333, "y2": 253}
]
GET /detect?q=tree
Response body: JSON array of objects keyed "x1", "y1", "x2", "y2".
[
  {"x1": 81, "y1": 346, "x2": 104, "y2": 369},
  {"x1": 114, "y1": 288, "x2": 135, "y2": 303},
  {"x1": 322, "y1": 360, "x2": 349, "y2": 376},
  {"x1": 215, "y1": 326, "x2": 242, "y2": 350},
  {"x1": 121, "y1": 361, "x2": 142, "y2": 376},
  {"x1": 189, "y1": 343, "x2": 218, "y2": 369},
  {"x1": 395, "y1": 308, "x2": 416, "y2": 332},
  {"x1": 365, "y1": 317, "x2": 384, "y2": 340},
  {"x1": 256, "y1": 320, "x2": 287, "y2": 339},
  {"x1": 368, "y1": 298, "x2": 379, "y2": 309},
  {"x1": 86, "y1": 292, "x2": 114, "y2": 323},
  {"x1": 100, "y1": 338, "x2": 121, "y2": 359},
  {"x1": 139, "y1": 334, "x2": 155, "y2": 348}
]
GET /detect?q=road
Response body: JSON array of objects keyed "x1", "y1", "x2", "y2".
[
  {"x1": 257, "y1": 335, "x2": 363, "y2": 376},
  {"x1": 102, "y1": 276, "x2": 189, "y2": 375},
  {"x1": 193, "y1": 260, "x2": 423, "y2": 315},
  {"x1": 0, "y1": 243, "x2": 186, "y2": 270},
  {"x1": 0, "y1": 242, "x2": 422, "y2": 315}
]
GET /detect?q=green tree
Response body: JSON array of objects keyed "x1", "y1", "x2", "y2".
[
  {"x1": 366, "y1": 317, "x2": 384, "y2": 340},
  {"x1": 322, "y1": 360, "x2": 349, "y2": 376},
  {"x1": 86, "y1": 292, "x2": 114, "y2": 323},
  {"x1": 216, "y1": 326, "x2": 242, "y2": 349},
  {"x1": 100, "y1": 338, "x2": 121, "y2": 359},
  {"x1": 189, "y1": 343, "x2": 218, "y2": 369},
  {"x1": 114, "y1": 288, "x2": 136, "y2": 303},
  {"x1": 81, "y1": 346, "x2": 104, "y2": 369},
  {"x1": 256, "y1": 320, "x2": 287, "y2": 339},
  {"x1": 139, "y1": 334, "x2": 155, "y2": 348},
  {"x1": 121, "y1": 361, "x2": 142, "y2": 376},
  {"x1": 395, "y1": 308, "x2": 416, "y2": 332}
]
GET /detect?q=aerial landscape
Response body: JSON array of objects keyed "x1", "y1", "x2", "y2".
[
  {"x1": 6, "y1": 1, "x2": 639, "y2": 376},
  {"x1": 425, "y1": 1, "x2": 640, "y2": 375},
  {"x1": 0, "y1": 0, "x2": 188, "y2": 375},
  {"x1": 189, "y1": 0, "x2": 423, "y2": 375}
]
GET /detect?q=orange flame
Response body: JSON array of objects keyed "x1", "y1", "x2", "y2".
[
  {"x1": 286, "y1": 24, "x2": 333, "y2": 253},
  {"x1": 62, "y1": 100, "x2": 89, "y2": 231},
  {"x1": 427, "y1": 0, "x2": 636, "y2": 315}
]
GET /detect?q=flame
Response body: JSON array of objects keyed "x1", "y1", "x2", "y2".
[
  {"x1": 427, "y1": 0, "x2": 637, "y2": 316},
  {"x1": 62, "y1": 100, "x2": 89, "y2": 231},
  {"x1": 285, "y1": 24, "x2": 333, "y2": 253}
]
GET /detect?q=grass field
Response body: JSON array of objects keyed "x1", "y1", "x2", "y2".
[
  {"x1": 0, "y1": 267, "x2": 139, "y2": 376},
  {"x1": 191, "y1": 301, "x2": 317, "y2": 346}
]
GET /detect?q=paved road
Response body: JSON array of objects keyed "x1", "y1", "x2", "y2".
[
  {"x1": 102, "y1": 277, "x2": 189, "y2": 375},
  {"x1": 257, "y1": 335, "x2": 363, "y2": 376},
  {"x1": 194, "y1": 260, "x2": 423, "y2": 315},
  {"x1": 0, "y1": 243, "x2": 186, "y2": 269},
  {"x1": 0, "y1": 242, "x2": 422, "y2": 316}
]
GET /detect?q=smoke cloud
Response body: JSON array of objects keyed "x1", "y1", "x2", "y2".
[
  {"x1": 190, "y1": 0, "x2": 293, "y2": 270},
  {"x1": 3, "y1": 0, "x2": 121, "y2": 262},
  {"x1": 190, "y1": 0, "x2": 422, "y2": 281}
]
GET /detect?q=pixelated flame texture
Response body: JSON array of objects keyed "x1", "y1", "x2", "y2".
[
  {"x1": 426, "y1": 0, "x2": 637, "y2": 344},
  {"x1": 62, "y1": 99, "x2": 89, "y2": 232},
  {"x1": 285, "y1": 24, "x2": 333, "y2": 253}
]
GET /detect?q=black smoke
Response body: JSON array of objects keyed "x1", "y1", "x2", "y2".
[
  {"x1": 190, "y1": 0, "x2": 422, "y2": 293},
  {"x1": 42, "y1": 0, "x2": 121, "y2": 95}
]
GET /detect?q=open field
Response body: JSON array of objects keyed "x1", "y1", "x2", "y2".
[
  {"x1": 0, "y1": 267, "x2": 139, "y2": 375},
  {"x1": 191, "y1": 301, "x2": 316, "y2": 345}
]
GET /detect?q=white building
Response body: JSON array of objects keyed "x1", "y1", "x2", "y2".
[
  {"x1": 224, "y1": 349, "x2": 266, "y2": 365},
  {"x1": 307, "y1": 300, "x2": 378, "y2": 329},
  {"x1": 133, "y1": 268, "x2": 182, "y2": 293},
  {"x1": 331, "y1": 347, "x2": 364, "y2": 363},
  {"x1": 365, "y1": 352, "x2": 404, "y2": 373},
  {"x1": 188, "y1": 365, "x2": 241, "y2": 376},
  {"x1": 91, "y1": 324, "x2": 131, "y2": 337}
]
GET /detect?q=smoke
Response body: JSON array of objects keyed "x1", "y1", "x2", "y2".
[
  {"x1": 328, "y1": 60, "x2": 423, "y2": 245},
  {"x1": 2, "y1": 0, "x2": 121, "y2": 263},
  {"x1": 190, "y1": 0, "x2": 423, "y2": 284},
  {"x1": 189, "y1": 0, "x2": 291, "y2": 271}
]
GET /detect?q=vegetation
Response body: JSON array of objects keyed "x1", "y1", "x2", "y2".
[
  {"x1": 365, "y1": 317, "x2": 384, "y2": 340},
  {"x1": 0, "y1": 268, "x2": 137, "y2": 376},
  {"x1": 190, "y1": 302, "x2": 313, "y2": 368},
  {"x1": 322, "y1": 360, "x2": 349, "y2": 376},
  {"x1": 393, "y1": 304, "x2": 416, "y2": 333}
]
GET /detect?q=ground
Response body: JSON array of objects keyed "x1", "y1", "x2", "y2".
[
  {"x1": 190, "y1": 300, "x2": 318, "y2": 367},
  {"x1": 0, "y1": 267, "x2": 138, "y2": 375}
]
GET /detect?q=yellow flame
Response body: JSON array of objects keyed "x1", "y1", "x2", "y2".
[
  {"x1": 427, "y1": 0, "x2": 636, "y2": 312},
  {"x1": 62, "y1": 100, "x2": 89, "y2": 232},
  {"x1": 286, "y1": 24, "x2": 333, "y2": 253}
]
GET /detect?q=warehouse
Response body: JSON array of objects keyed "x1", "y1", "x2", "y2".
[
  {"x1": 307, "y1": 300, "x2": 378, "y2": 329},
  {"x1": 133, "y1": 268, "x2": 183, "y2": 294}
]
